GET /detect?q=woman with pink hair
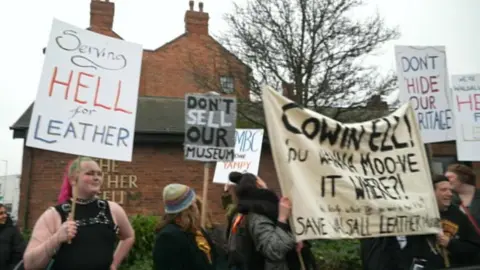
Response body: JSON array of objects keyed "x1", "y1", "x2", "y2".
[{"x1": 22, "y1": 157, "x2": 135, "y2": 270}]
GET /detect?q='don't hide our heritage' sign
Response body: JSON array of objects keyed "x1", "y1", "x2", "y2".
[
  {"x1": 262, "y1": 86, "x2": 441, "y2": 241},
  {"x1": 184, "y1": 93, "x2": 237, "y2": 162},
  {"x1": 394, "y1": 46, "x2": 455, "y2": 143},
  {"x1": 26, "y1": 18, "x2": 143, "y2": 161}
]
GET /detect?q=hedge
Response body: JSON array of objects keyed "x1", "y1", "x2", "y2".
[{"x1": 22, "y1": 215, "x2": 362, "y2": 269}]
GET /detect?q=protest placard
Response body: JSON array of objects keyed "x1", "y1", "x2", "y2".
[
  {"x1": 26, "y1": 18, "x2": 143, "y2": 161},
  {"x1": 213, "y1": 129, "x2": 264, "y2": 184},
  {"x1": 262, "y1": 85, "x2": 441, "y2": 240},
  {"x1": 451, "y1": 74, "x2": 480, "y2": 161},
  {"x1": 395, "y1": 46, "x2": 454, "y2": 143},
  {"x1": 184, "y1": 94, "x2": 237, "y2": 162}
]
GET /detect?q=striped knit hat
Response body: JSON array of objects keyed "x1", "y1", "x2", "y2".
[{"x1": 163, "y1": 183, "x2": 196, "y2": 214}]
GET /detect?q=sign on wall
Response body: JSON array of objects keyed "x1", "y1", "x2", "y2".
[
  {"x1": 184, "y1": 94, "x2": 237, "y2": 162},
  {"x1": 26, "y1": 19, "x2": 142, "y2": 161},
  {"x1": 262, "y1": 86, "x2": 440, "y2": 240},
  {"x1": 95, "y1": 159, "x2": 140, "y2": 205},
  {"x1": 213, "y1": 129, "x2": 264, "y2": 184},
  {"x1": 451, "y1": 74, "x2": 480, "y2": 161},
  {"x1": 395, "y1": 46, "x2": 454, "y2": 143}
]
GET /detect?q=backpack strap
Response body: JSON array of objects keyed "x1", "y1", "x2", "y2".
[{"x1": 54, "y1": 203, "x2": 71, "y2": 223}]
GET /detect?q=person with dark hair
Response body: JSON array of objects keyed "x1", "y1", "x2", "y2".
[
  {"x1": 403, "y1": 174, "x2": 480, "y2": 269},
  {"x1": 445, "y1": 163, "x2": 480, "y2": 231},
  {"x1": 360, "y1": 236, "x2": 405, "y2": 270},
  {"x1": 226, "y1": 171, "x2": 317, "y2": 270},
  {"x1": 0, "y1": 204, "x2": 25, "y2": 270}
]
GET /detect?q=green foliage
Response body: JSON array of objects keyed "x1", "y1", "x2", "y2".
[
  {"x1": 22, "y1": 229, "x2": 32, "y2": 241},
  {"x1": 311, "y1": 239, "x2": 362, "y2": 269},
  {"x1": 119, "y1": 215, "x2": 159, "y2": 269}
]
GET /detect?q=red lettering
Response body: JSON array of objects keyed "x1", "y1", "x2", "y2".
[
  {"x1": 404, "y1": 76, "x2": 439, "y2": 94},
  {"x1": 48, "y1": 69, "x2": 132, "y2": 113},
  {"x1": 48, "y1": 67, "x2": 73, "y2": 99},
  {"x1": 455, "y1": 94, "x2": 480, "y2": 112},
  {"x1": 430, "y1": 76, "x2": 439, "y2": 92},
  {"x1": 74, "y1": 72, "x2": 94, "y2": 104},
  {"x1": 113, "y1": 81, "x2": 132, "y2": 114},
  {"x1": 93, "y1": 77, "x2": 111, "y2": 110},
  {"x1": 475, "y1": 94, "x2": 480, "y2": 111}
]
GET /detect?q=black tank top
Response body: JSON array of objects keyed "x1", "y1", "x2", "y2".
[{"x1": 50, "y1": 199, "x2": 118, "y2": 270}]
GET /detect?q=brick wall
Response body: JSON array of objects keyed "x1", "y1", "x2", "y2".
[
  {"x1": 18, "y1": 144, "x2": 279, "y2": 229},
  {"x1": 140, "y1": 36, "x2": 250, "y2": 98}
]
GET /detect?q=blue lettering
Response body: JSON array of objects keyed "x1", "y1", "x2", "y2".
[
  {"x1": 236, "y1": 130, "x2": 260, "y2": 152},
  {"x1": 78, "y1": 122, "x2": 93, "y2": 140},
  {"x1": 47, "y1": 120, "x2": 63, "y2": 136},
  {"x1": 63, "y1": 122, "x2": 77, "y2": 139},
  {"x1": 117, "y1": 128, "x2": 129, "y2": 147},
  {"x1": 92, "y1": 125, "x2": 106, "y2": 143},
  {"x1": 33, "y1": 115, "x2": 57, "y2": 144},
  {"x1": 30, "y1": 115, "x2": 130, "y2": 147},
  {"x1": 105, "y1": 126, "x2": 117, "y2": 146}
]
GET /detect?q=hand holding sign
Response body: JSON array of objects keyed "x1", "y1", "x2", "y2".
[
  {"x1": 57, "y1": 217, "x2": 77, "y2": 243},
  {"x1": 278, "y1": 197, "x2": 292, "y2": 223}
]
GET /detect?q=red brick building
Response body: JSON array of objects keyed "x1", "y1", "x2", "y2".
[{"x1": 10, "y1": 0, "x2": 413, "y2": 229}]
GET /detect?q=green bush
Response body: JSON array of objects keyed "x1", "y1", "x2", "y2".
[
  {"x1": 311, "y1": 239, "x2": 361, "y2": 269},
  {"x1": 119, "y1": 215, "x2": 158, "y2": 270}
]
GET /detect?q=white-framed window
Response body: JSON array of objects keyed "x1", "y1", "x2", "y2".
[{"x1": 220, "y1": 76, "x2": 235, "y2": 94}]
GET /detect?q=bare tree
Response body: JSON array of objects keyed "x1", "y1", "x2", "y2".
[{"x1": 189, "y1": 0, "x2": 399, "y2": 125}]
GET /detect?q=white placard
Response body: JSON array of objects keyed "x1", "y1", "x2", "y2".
[
  {"x1": 451, "y1": 74, "x2": 480, "y2": 161},
  {"x1": 395, "y1": 46, "x2": 455, "y2": 143},
  {"x1": 213, "y1": 129, "x2": 264, "y2": 184},
  {"x1": 26, "y1": 19, "x2": 143, "y2": 161}
]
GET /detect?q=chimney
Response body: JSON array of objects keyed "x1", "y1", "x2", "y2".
[
  {"x1": 90, "y1": 0, "x2": 115, "y2": 29},
  {"x1": 282, "y1": 82, "x2": 297, "y2": 101},
  {"x1": 184, "y1": 1, "x2": 209, "y2": 35}
]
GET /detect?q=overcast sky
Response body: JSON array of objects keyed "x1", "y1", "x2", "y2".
[{"x1": 1, "y1": 0, "x2": 479, "y2": 175}]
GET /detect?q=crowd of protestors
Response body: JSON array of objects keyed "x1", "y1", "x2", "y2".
[
  {"x1": 361, "y1": 164, "x2": 480, "y2": 270},
  {"x1": 1, "y1": 158, "x2": 480, "y2": 270}
]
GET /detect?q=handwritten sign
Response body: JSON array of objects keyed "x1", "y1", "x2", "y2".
[
  {"x1": 184, "y1": 94, "x2": 237, "y2": 162},
  {"x1": 213, "y1": 129, "x2": 264, "y2": 184},
  {"x1": 262, "y1": 86, "x2": 441, "y2": 240},
  {"x1": 451, "y1": 74, "x2": 480, "y2": 161},
  {"x1": 25, "y1": 19, "x2": 142, "y2": 161},
  {"x1": 395, "y1": 46, "x2": 455, "y2": 143}
]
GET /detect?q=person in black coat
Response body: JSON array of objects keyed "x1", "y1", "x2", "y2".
[
  {"x1": 153, "y1": 184, "x2": 217, "y2": 270},
  {"x1": 0, "y1": 204, "x2": 25, "y2": 270}
]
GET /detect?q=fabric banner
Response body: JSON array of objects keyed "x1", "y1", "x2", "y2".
[{"x1": 262, "y1": 86, "x2": 441, "y2": 240}]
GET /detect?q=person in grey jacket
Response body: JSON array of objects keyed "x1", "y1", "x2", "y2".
[{"x1": 228, "y1": 172, "x2": 317, "y2": 270}]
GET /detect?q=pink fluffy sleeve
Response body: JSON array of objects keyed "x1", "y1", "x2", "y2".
[{"x1": 23, "y1": 207, "x2": 63, "y2": 270}]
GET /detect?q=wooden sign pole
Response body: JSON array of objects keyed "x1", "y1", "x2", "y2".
[
  {"x1": 68, "y1": 184, "x2": 78, "y2": 244},
  {"x1": 200, "y1": 162, "x2": 210, "y2": 228}
]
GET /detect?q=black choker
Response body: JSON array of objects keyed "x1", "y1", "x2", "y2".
[{"x1": 73, "y1": 197, "x2": 97, "y2": 205}]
